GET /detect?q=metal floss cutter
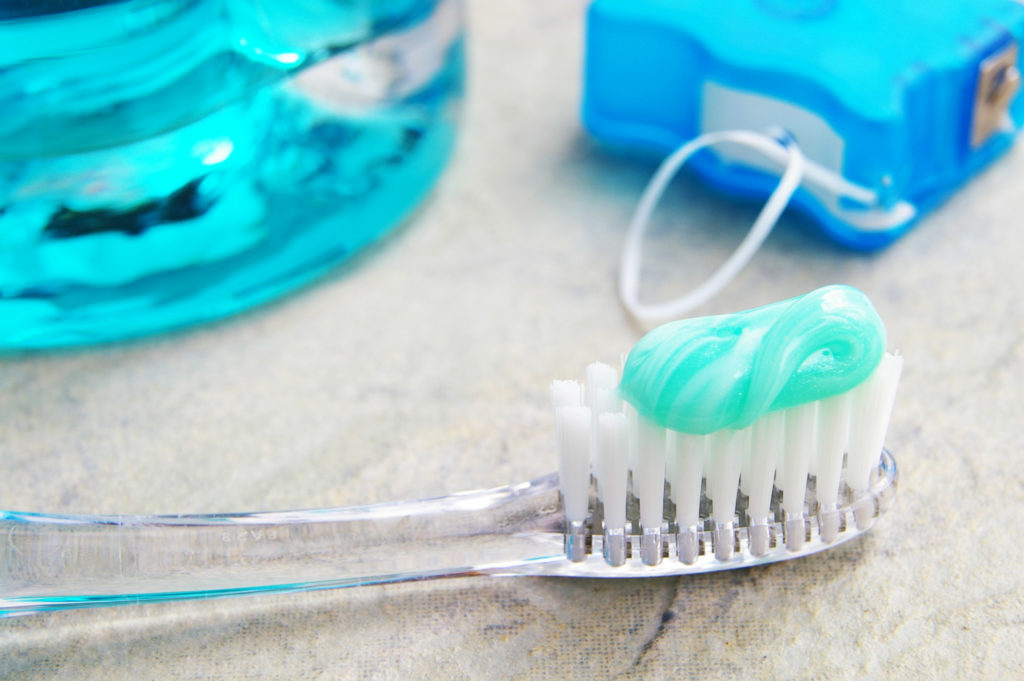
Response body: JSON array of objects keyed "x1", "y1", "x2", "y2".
[{"x1": 582, "y1": 0, "x2": 1024, "y2": 250}]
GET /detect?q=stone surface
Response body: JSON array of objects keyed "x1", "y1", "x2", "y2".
[{"x1": 2, "y1": 1, "x2": 1023, "y2": 678}]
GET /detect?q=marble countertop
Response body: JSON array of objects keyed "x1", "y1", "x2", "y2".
[{"x1": 3, "y1": 1, "x2": 1023, "y2": 678}]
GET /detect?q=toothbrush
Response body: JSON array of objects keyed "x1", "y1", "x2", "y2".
[{"x1": 0, "y1": 285, "x2": 900, "y2": 617}]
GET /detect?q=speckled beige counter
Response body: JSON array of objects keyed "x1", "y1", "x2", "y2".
[{"x1": 2, "y1": 2, "x2": 1023, "y2": 679}]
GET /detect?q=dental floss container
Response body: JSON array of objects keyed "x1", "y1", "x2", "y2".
[{"x1": 583, "y1": 0, "x2": 1024, "y2": 250}]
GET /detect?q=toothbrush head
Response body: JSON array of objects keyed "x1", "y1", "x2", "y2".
[{"x1": 551, "y1": 285, "x2": 901, "y2": 572}]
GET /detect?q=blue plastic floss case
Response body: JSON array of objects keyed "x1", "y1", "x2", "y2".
[{"x1": 582, "y1": 0, "x2": 1024, "y2": 250}]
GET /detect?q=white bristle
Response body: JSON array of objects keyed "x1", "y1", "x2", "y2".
[
  {"x1": 671, "y1": 432, "x2": 706, "y2": 528},
  {"x1": 746, "y1": 410, "x2": 784, "y2": 523},
  {"x1": 806, "y1": 431, "x2": 818, "y2": 477},
  {"x1": 816, "y1": 391, "x2": 851, "y2": 511},
  {"x1": 779, "y1": 401, "x2": 817, "y2": 517},
  {"x1": 635, "y1": 417, "x2": 667, "y2": 531},
  {"x1": 586, "y1": 363, "x2": 620, "y2": 494},
  {"x1": 555, "y1": 405, "x2": 591, "y2": 523},
  {"x1": 551, "y1": 380, "x2": 585, "y2": 523},
  {"x1": 706, "y1": 427, "x2": 748, "y2": 525},
  {"x1": 586, "y1": 363, "x2": 620, "y2": 409},
  {"x1": 623, "y1": 402, "x2": 639, "y2": 474},
  {"x1": 551, "y1": 380, "x2": 583, "y2": 411},
  {"x1": 738, "y1": 441, "x2": 752, "y2": 497},
  {"x1": 664, "y1": 430, "x2": 678, "y2": 489},
  {"x1": 598, "y1": 412, "x2": 629, "y2": 531},
  {"x1": 847, "y1": 353, "x2": 903, "y2": 494}
]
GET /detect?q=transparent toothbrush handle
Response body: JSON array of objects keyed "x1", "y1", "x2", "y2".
[
  {"x1": 0, "y1": 475, "x2": 566, "y2": 617},
  {"x1": 1, "y1": 451, "x2": 901, "y2": 617}
]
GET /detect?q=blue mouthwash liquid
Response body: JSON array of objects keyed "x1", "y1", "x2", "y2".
[{"x1": 0, "y1": 0, "x2": 462, "y2": 349}]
